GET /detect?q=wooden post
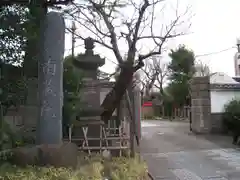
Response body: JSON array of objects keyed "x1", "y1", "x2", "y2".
[
  {"x1": 162, "y1": 106, "x2": 165, "y2": 118},
  {"x1": 126, "y1": 88, "x2": 135, "y2": 157},
  {"x1": 116, "y1": 101, "x2": 121, "y2": 135},
  {"x1": 174, "y1": 108, "x2": 176, "y2": 119}
]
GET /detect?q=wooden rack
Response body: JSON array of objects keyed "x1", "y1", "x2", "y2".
[{"x1": 67, "y1": 119, "x2": 130, "y2": 156}]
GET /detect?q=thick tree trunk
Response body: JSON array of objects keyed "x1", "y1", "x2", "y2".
[{"x1": 101, "y1": 66, "x2": 134, "y2": 123}]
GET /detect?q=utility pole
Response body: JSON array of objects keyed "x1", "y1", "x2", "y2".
[{"x1": 71, "y1": 21, "x2": 76, "y2": 57}]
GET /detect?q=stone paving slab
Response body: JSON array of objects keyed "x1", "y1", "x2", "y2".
[
  {"x1": 171, "y1": 168, "x2": 203, "y2": 180},
  {"x1": 142, "y1": 149, "x2": 238, "y2": 180},
  {"x1": 142, "y1": 154, "x2": 178, "y2": 179},
  {"x1": 140, "y1": 120, "x2": 240, "y2": 180}
]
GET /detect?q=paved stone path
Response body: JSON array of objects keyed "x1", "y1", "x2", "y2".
[{"x1": 140, "y1": 120, "x2": 240, "y2": 180}]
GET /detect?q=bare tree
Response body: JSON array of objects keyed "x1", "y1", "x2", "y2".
[
  {"x1": 142, "y1": 56, "x2": 168, "y2": 98},
  {"x1": 194, "y1": 60, "x2": 211, "y2": 77},
  {"x1": 64, "y1": 0, "x2": 192, "y2": 122},
  {"x1": 141, "y1": 58, "x2": 158, "y2": 98},
  {"x1": 152, "y1": 56, "x2": 168, "y2": 95}
]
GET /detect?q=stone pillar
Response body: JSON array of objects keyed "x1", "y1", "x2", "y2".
[
  {"x1": 190, "y1": 76, "x2": 211, "y2": 133},
  {"x1": 37, "y1": 12, "x2": 65, "y2": 144}
]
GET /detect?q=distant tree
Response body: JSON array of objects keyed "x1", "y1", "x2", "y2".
[
  {"x1": 167, "y1": 45, "x2": 195, "y2": 107},
  {"x1": 142, "y1": 56, "x2": 168, "y2": 99}
]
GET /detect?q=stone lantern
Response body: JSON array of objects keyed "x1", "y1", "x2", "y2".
[
  {"x1": 73, "y1": 37, "x2": 105, "y2": 80},
  {"x1": 73, "y1": 37, "x2": 105, "y2": 119}
]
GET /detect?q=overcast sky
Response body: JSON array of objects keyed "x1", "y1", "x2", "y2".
[
  {"x1": 64, "y1": 0, "x2": 240, "y2": 76},
  {"x1": 179, "y1": 0, "x2": 240, "y2": 77}
]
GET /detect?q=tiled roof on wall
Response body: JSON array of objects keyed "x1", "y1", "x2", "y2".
[
  {"x1": 210, "y1": 72, "x2": 239, "y2": 84},
  {"x1": 210, "y1": 83, "x2": 240, "y2": 90},
  {"x1": 207, "y1": 72, "x2": 240, "y2": 90}
]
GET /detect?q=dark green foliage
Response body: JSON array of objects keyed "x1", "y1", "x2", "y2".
[
  {"x1": 167, "y1": 45, "x2": 195, "y2": 107},
  {"x1": 0, "y1": 64, "x2": 28, "y2": 151},
  {"x1": 222, "y1": 99, "x2": 240, "y2": 134},
  {"x1": 0, "y1": 64, "x2": 27, "y2": 115},
  {"x1": 23, "y1": 4, "x2": 45, "y2": 77},
  {"x1": 162, "y1": 100, "x2": 174, "y2": 117},
  {"x1": 160, "y1": 92, "x2": 174, "y2": 117},
  {"x1": 0, "y1": 5, "x2": 29, "y2": 64},
  {"x1": 0, "y1": 3, "x2": 44, "y2": 74},
  {"x1": 168, "y1": 45, "x2": 195, "y2": 82},
  {"x1": 166, "y1": 82, "x2": 190, "y2": 107}
]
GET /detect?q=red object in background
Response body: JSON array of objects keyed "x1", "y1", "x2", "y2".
[{"x1": 142, "y1": 101, "x2": 152, "y2": 107}]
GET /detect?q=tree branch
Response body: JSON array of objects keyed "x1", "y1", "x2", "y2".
[
  {"x1": 89, "y1": 0, "x2": 124, "y2": 64},
  {"x1": 66, "y1": 28, "x2": 113, "y2": 50},
  {"x1": 127, "y1": 0, "x2": 150, "y2": 62},
  {"x1": 137, "y1": 35, "x2": 181, "y2": 40},
  {"x1": 133, "y1": 58, "x2": 145, "y2": 71},
  {"x1": 72, "y1": 3, "x2": 111, "y2": 38}
]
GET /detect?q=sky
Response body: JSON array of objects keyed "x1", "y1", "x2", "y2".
[
  {"x1": 64, "y1": 0, "x2": 240, "y2": 77},
  {"x1": 177, "y1": 0, "x2": 240, "y2": 77}
]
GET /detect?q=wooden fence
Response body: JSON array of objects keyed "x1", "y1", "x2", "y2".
[{"x1": 158, "y1": 106, "x2": 190, "y2": 120}]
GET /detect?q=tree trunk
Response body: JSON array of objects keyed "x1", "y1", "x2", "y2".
[
  {"x1": 101, "y1": 66, "x2": 134, "y2": 123},
  {"x1": 160, "y1": 82, "x2": 164, "y2": 95}
]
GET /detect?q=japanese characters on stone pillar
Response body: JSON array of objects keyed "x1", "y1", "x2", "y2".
[{"x1": 37, "y1": 11, "x2": 65, "y2": 144}]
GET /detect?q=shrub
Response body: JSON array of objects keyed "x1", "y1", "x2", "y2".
[
  {"x1": 110, "y1": 156, "x2": 148, "y2": 180},
  {"x1": 0, "y1": 153, "x2": 148, "y2": 180},
  {"x1": 222, "y1": 99, "x2": 240, "y2": 134}
]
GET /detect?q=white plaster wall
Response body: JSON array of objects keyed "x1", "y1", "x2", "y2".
[{"x1": 211, "y1": 91, "x2": 240, "y2": 113}]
